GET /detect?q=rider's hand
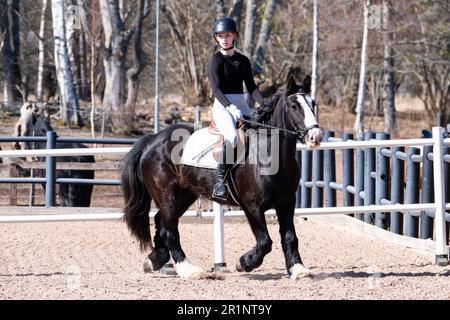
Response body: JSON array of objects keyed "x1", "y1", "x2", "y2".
[{"x1": 226, "y1": 104, "x2": 242, "y2": 123}]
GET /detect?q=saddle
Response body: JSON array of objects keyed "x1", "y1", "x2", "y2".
[
  {"x1": 180, "y1": 121, "x2": 247, "y2": 205},
  {"x1": 180, "y1": 121, "x2": 247, "y2": 169}
]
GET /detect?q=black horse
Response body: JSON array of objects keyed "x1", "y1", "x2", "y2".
[
  {"x1": 15, "y1": 115, "x2": 95, "y2": 207},
  {"x1": 121, "y1": 75, "x2": 323, "y2": 279}
]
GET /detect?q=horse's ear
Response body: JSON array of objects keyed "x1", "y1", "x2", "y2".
[
  {"x1": 303, "y1": 75, "x2": 312, "y2": 93},
  {"x1": 286, "y1": 75, "x2": 297, "y2": 96}
]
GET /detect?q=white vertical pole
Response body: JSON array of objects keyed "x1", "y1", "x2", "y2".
[
  {"x1": 154, "y1": 0, "x2": 160, "y2": 133},
  {"x1": 213, "y1": 201, "x2": 226, "y2": 270},
  {"x1": 432, "y1": 126, "x2": 449, "y2": 266},
  {"x1": 311, "y1": 0, "x2": 318, "y2": 103}
]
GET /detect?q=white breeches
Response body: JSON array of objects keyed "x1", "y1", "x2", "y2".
[{"x1": 212, "y1": 93, "x2": 252, "y2": 147}]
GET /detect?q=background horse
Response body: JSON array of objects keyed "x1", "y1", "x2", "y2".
[
  {"x1": 121, "y1": 75, "x2": 323, "y2": 279},
  {"x1": 14, "y1": 114, "x2": 95, "y2": 207}
]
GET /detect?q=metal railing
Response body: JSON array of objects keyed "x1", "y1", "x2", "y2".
[{"x1": 0, "y1": 127, "x2": 448, "y2": 266}]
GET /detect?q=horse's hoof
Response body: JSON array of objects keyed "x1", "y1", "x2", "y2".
[
  {"x1": 290, "y1": 264, "x2": 312, "y2": 280},
  {"x1": 143, "y1": 257, "x2": 154, "y2": 273},
  {"x1": 235, "y1": 261, "x2": 244, "y2": 272},
  {"x1": 175, "y1": 260, "x2": 205, "y2": 279}
]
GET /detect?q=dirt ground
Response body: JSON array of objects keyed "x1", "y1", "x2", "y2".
[{"x1": 0, "y1": 215, "x2": 448, "y2": 300}]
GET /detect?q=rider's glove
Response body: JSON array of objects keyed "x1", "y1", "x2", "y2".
[{"x1": 226, "y1": 104, "x2": 242, "y2": 123}]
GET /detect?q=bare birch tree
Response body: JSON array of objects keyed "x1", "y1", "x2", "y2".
[
  {"x1": 243, "y1": 0, "x2": 256, "y2": 57},
  {"x1": 354, "y1": 0, "x2": 370, "y2": 139},
  {"x1": 252, "y1": 0, "x2": 277, "y2": 74},
  {"x1": 51, "y1": 0, "x2": 84, "y2": 126},
  {"x1": 311, "y1": 0, "x2": 318, "y2": 104},
  {"x1": 36, "y1": 0, "x2": 48, "y2": 102},
  {"x1": 382, "y1": 0, "x2": 397, "y2": 136}
]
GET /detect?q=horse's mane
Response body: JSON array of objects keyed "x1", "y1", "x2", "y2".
[{"x1": 251, "y1": 92, "x2": 283, "y2": 125}]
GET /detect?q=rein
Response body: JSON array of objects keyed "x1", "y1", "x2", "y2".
[{"x1": 239, "y1": 94, "x2": 319, "y2": 142}]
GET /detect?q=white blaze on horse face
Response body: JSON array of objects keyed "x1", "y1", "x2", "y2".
[
  {"x1": 295, "y1": 94, "x2": 322, "y2": 147},
  {"x1": 295, "y1": 94, "x2": 317, "y2": 128}
]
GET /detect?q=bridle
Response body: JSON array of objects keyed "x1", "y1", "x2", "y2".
[
  {"x1": 283, "y1": 93, "x2": 319, "y2": 142},
  {"x1": 240, "y1": 93, "x2": 319, "y2": 142}
]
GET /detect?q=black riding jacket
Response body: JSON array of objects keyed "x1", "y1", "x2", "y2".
[{"x1": 208, "y1": 51, "x2": 264, "y2": 107}]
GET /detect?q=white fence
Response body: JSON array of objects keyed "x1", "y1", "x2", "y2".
[{"x1": 0, "y1": 127, "x2": 449, "y2": 266}]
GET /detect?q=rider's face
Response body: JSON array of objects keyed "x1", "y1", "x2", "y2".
[{"x1": 215, "y1": 32, "x2": 236, "y2": 49}]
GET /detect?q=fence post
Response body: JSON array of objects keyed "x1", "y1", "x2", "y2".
[
  {"x1": 324, "y1": 131, "x2": 336, "y2": 207},
  {"x1": 445, "y1": 146, "x2": 450, "y2": 246},
  {"x1": 390, "y1": 146, "x2": 405, "y2": 234},
  {"x1": 342, "y1": 132, "x2": 354, "y2": 208},
  {"x1": 300, "y1": 149, "x2": 312, "y2": 208},
  {"x1": 432, "y1": 127, "x2": 449, "y2": 266},
  {"x1": 9, "y1": 163, "x2": 17, "y2": 206},
  {"x1": 296, "y1": 150, "x2": 302, "y2": 208},
  {"x1": 375, "y1": 132, "x2": 390, "y2": 229},
  {"x1": 355, "y1": 139, "x2": 365, "y2": 221},
  {"x1": 405, "y1": 147, "x2": 420, "y2": 238},
  {"x1": 420, "y1": 144, "x2": 434, "y2": 239},
  {"x1": 364, "y1": 132, "x2": 376, "y2": 224},
  {"x1": 312, "y1": 142, "x2": 324, "y2": 208},
  {"x1": 213, "y1": 201, "x2": 228, "y2": 271},
  {"x1": 45, "y1": 131, "x2": 57, "y2": 208}
]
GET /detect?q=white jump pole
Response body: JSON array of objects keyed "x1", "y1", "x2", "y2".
[
  {"x1": 213, "y1": 201, "x2": 227, "y2": 271},
  {"x1": 432, "y1": 126, "x2": 449, "y2": 266}
]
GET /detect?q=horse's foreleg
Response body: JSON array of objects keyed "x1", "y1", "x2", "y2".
[
  {"x1": 236, "y1": 209, "x2": 272, "y2": 272},
  {"x1": 275, "y1": 198, "x2": 312, "y2": 279},
  {"x1": 162, "y1": 217, "x2": 205, "y2": 279},
  {"x1": 144, "y1": 211, "x2": 170, "y2": 273},
  {"x1": 158, "y1": 193, "x2": 205, "y2": 279}
]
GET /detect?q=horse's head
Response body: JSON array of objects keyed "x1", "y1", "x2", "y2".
[
  {"x1": 13, "y1": 102, "x2": 46, "y2": 150},
  {"x1": 13, "y1": 113, "x2": 53, "y2": 151},
  {"x1": 283, "y1": 75, "x2": 323, "y2": 148}
]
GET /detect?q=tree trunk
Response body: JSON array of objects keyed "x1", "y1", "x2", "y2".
[
  {"x1": 51, "y1": 0, "x2": 84, "y2": 127},
  {"x1": 79, "y1": 26, "x2": 89, "y2": 100},
  {"x1": 252, "y1": 0, "x2": 276, "y2": 74},
  {"x1": 66, "y1": 0, "x2": 82, "y2": 99},
  {"x1": 382, "y1": 0, "x2": 397, "y2": 137},
  {"x1": 243, "y1": 0, "x2": 256, "y2": 57},
  {"x1": 216, "y1": 0, "x2": 225, "y2": 18},
  {"x1": 0, "y1": 0, "x2": 22, "y2": 106},
  {"x1": 124, "y1": 0, "x2": 149, "y2": 127},
  {"x1": 354, "y1": 0, "x2": 370, "y2": 139},
  {"x1": 99, "y1": 0, "x2": 128, "y2": 133},
  {"x1": 37, "y1": 0, "x2": 48, "y2": 102},
  {"x1": 228, "y1": 0, "x2": 243, "y2": 27}
]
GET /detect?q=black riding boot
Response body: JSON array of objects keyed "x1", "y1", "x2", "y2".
[{"x1": 213, "y1": 142, "x2": 230, "y2": 200}]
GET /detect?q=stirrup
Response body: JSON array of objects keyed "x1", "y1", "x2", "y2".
[{"x1": 212, "y1": 182, "x2": 228, "y2": 200}]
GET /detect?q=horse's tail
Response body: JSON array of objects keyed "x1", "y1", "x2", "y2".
[{"x1": 121, "y1": 134, "x2": 155, "y2": 252}]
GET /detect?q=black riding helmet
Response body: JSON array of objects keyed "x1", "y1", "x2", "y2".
[{"x1": 213, "y1": 17, "x2": 239, "y2": 36}]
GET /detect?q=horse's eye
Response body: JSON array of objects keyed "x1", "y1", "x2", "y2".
[{"x1": 290, "y1": 104, "x2": 297, "y2": 110}]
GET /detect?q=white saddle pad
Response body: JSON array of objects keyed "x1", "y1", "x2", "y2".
[{"x1": 180, "y1": 127, "x2": 245, "y2": 169}]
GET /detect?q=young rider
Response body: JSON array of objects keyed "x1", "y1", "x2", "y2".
[{"x1": 208, "y1": 16, "x2": 265, "y2": 200}]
